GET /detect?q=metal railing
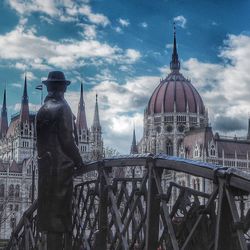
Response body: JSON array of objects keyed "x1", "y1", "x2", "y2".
[{"x1": 6, "y1": 153, "x2": 250, "y2": 249}]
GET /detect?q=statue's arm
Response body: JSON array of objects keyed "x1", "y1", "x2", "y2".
[{"x1": 58, "y1": 105, "x2": 83, "y2": 168}]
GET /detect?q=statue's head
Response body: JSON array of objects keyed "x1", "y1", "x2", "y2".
[{"x1": 42, "y1": 71, "x2": 71, "y2": 92}]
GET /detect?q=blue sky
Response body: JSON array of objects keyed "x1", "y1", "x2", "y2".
[{"x1": 1, "y1": 0, "x2": 250, "y2": 153}]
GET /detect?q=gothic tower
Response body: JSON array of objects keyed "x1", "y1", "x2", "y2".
[
  {"x1": 76, "y1": 82, "x2": 90, "y2": 160},
  {"x1": 130, "y1": 127, "x2": 138, "y2": 154},
  {"x1": 91, "y1": 94, "x2": 103, "y2": 160},
  {"x1": 0, "y1": 88, "x2": 8, "y2": 139},
  {"x1": 15, "y1": 75, "x2": 35, "y2": 163},
  {"x1": 138, "y1": 26, "x2": 207, "y2": 156}
]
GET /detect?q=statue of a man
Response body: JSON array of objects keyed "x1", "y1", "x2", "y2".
[{"x1": 36, "y1": 71, "x2": 84, "y2": 250}]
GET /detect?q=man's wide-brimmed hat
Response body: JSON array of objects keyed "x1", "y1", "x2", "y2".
[{"x1": 42, "y1": 71, "x2": 71, "y2": 86}]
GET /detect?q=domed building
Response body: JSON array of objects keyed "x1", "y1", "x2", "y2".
[
  {"x1": 135, "y1": 28, "x2": 250, "y2": 193},
  {"x1": 138, "y1": 30, "x2": 208, "y2": 156}
]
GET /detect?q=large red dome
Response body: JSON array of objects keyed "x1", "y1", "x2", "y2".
[{"x1": 147, "y1": 71, "x2": 205, "y2": 115}]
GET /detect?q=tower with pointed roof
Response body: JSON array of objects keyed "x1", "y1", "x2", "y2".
[
  {"x1": 130, "y1": 127, "x2": 138, "y2": 154},
  {"x1": 76, "y1": 83, "x2": 91, "y2": 160},
  {"x1": 20, "y1": 75, "x2": 29, "y2": 123},
  {"x1": 0, "y1": 88, "x2": 8, "y2": 139},
  {"x1": 90, "y1": 94, "x2": 103, "y2": 160},
  {"x1": 14, "y1": 75, "x2": 35, "y2": 163},
  {"x1": 138, "y1": 25, "x2": 208, "y2": 156}
]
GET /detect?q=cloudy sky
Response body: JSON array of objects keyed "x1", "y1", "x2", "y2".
[{"x1": 1, "y1": 0, "x2": 250, "y2": 153}]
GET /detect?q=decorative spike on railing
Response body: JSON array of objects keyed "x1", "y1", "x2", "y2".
[{"x1": 6, "y1": 154, "x2": 250, "y2": 250}]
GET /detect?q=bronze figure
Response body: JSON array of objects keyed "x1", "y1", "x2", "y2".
[{"x1": 36, "y1": 71, "x2": 84, "y2": 250}]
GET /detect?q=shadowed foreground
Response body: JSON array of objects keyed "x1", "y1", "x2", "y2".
[{"x1": 6, "y1": 154, "x2": 250, "y2": 250}]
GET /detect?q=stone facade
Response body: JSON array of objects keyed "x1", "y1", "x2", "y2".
[
  {"x1": 0, "y1": 79, "x2": 103, "y2": 239},
  {"x1": 137, "y1": 30, "x2": 250, "y2": 196}
]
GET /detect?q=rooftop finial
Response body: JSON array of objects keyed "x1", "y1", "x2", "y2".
[{"x1": 170, "y1": 22, "x2": 180, "y2": 72}]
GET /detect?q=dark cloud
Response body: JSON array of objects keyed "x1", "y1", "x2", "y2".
[{"x1": 214, "y1": 115, "x2": 247, "y2": 132}]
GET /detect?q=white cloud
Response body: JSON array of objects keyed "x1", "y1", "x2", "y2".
[
  {"x1": 140, "y1": 22, "x2": 148, "y2": 28},
  {"x1": 0, "y1": 23, "x2": 141, "y2": 70},
  {"x1": 11, "y1": 83, "x2": 22, "y2": 88},
  {"x1": 114, "y1": 27, "x2": 122, "y2": 33},
  {"x1": 81, "y1": 24, "x2": 97, "y2": 39},
  {"x1": 64, "y1": 75, "x2": 158, "y2": 153},
  {"x1": 173, "y1": 15, "x2": 187, "y2": 28},
  {"x1": 118, "y1": 18, "x2": 130, "y2": 27},
  {"x1": 22, "y1": 71, "x2": 37, "y2": 81},
  {"x1": 7, "y1": 0, "x2": 110, "y2": 26},
  {"x1": 8, "y1": 0, "x2": 58, "y2": 16},
  {"x1": 124, "y1": 49, "x2": 141, "y2": 63},
  {"x1": 39, "y1": 15, "x2": 53, "y2": 24},
  {"x1": 79, "y1": 6, "x2": 110, "y2": 26},
  {"x1": 178, "y1": 34, "x2": 250, "y2": 134}
]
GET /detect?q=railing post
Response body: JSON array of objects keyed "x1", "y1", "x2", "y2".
[
  {"x1": 145, "y1": 159, "x2": 160, "y2": 250},
  {"x1": 95, "y1": 165, "x2": 108, "y2": 250}
]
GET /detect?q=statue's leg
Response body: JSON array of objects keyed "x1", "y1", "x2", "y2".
[{"x1": 47, "y1": 232, "x2": 63, "y2": 250}]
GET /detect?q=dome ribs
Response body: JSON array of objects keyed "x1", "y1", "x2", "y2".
[
  {"x1": 148, "y1": 81, "x2": 163, "y2": 114},
  {"x1": 180, "y1": 80, "x2": 188, "y2": 112},
  {"x1": 187, "y1": 80, "x2": 205, "y2": 115},
  {"x1": 165, "y1": 81, "x2": 175, "y2": 112},
  {"x1": 155, "y1": 81, "x2": 168, "y2": 113},
  {"x1": 162, "y1": 79, "x2": 170, "y2": 114},
  {"x1": 175, "y1": 80, "x2": 186, "y2": 112}
]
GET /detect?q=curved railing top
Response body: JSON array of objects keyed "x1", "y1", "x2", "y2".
[{"x1": 78, "y1": 153, "x2": 250, "y2": 193}]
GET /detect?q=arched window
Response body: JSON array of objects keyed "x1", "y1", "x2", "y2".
[
  {"x1": 9, "y1": 185, "x2": 14, "y2": 197},
  {"x1": 194, "y1": 145, "x2": 199, "y2": 158},
  {"x1": 0, "y1": 184, "x2": 4, "y2": 197},
  {"x1": 15, "y1": 185, "x2": 20, "y2": 198},
  {"x1": 210, "y1": 145, "x2": 216, "y2": 157},
  {"x1": 166, "y1": 140, "x2": 173, "y2": 156}
]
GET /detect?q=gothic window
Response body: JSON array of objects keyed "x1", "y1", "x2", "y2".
[
  {"x1": 0, "y1": 184, "x2": 4, "y2": 197},
  {"x1": 15, "y1": 185, "x2": 20, "y2": 198},
  {"x1": 178, "y1": 125, "x2": 185, "y2": 133},
  {"x1": 9, "y1": 185, "x2": 14, "y2": 197},
  {"x1": 166, "y1": 140, "x2": 173, "y2": 156},
  {"x1": 15, "y1": 204, "x2": 19, "y2": 212},
  {"x1": 156, "y1": 126, "x2": 161, "y2": 133},
  {"x1": 9, "y1": 204, "x2": 13, "y2": 211},
  {"x1": 166, "y1": 125, "x2": 173, "y2": 133},
  {"x1": 210, "y1": 145, "x2": 216, "y2": 157},
  {"x1": 194, "y1": 145, "x2": 199, "y2": 158}
]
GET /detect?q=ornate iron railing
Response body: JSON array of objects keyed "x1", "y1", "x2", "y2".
[{"x1": 6, "y1": 153, "x2": 250, "y2": 249}]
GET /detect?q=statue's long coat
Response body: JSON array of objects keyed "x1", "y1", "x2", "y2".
[{"x1": 36, "y1": 93, "x2": 82, "y2": 233}]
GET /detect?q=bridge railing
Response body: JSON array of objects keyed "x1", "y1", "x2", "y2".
[{"x1": 6, "y1": 153, "x2": 250, "y2": 250}]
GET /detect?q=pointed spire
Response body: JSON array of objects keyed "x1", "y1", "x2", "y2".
[
  {"x1": 130, "y1": 126, "x2": 138, "y2": 154},
  {"x1": 76, "y1": 82, "x2": 88, "y2": 130},
  {"x1": 20, "y1": 74, "x2": 29, "y2": 123},
  {"x1": 0, "y1": 87, "x2": 8, "y2": 139},
  {"x1": 92, "y1": 94, "x2": 101, "y2": 128},
  {"x1": 247, "y1": 117, "x2": 250, "y2": 140},
  {"x1": 170, "y1": 23, "x2": 180, "y2": 72}
]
